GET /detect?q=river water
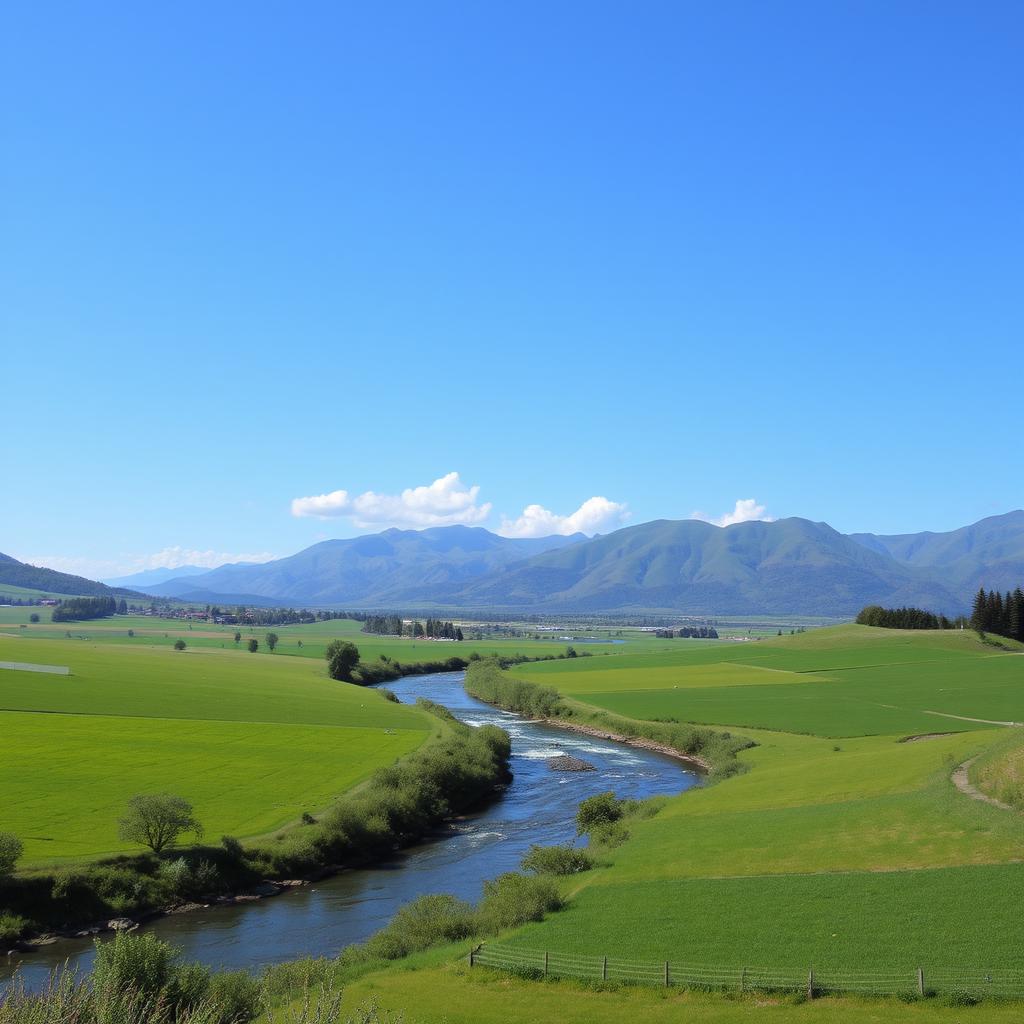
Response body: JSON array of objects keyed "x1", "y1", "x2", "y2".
[{"x1": 3, "y1": 670, "x2": 699, "y2": 988}]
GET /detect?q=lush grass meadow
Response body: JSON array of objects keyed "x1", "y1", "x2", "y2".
[
  {"x1": 289, "y1": 625, "x2": 1024, "y2": 1020},
  {"x1": 0, "y1": 634, "x2": 434, "y2": 863},
  {"x1": 517, "y1": 626, "x2": 1024, "y2": 736}
]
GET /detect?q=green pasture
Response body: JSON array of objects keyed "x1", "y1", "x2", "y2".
[
  {"x1": 508, "y1": 862, "x2": 1024, "y2": 970},
  {"x1": 272, "y1": 947, "x2": 1024, "y2": 1023},
  {"x1": 0, "y1": 636, "x2": 433, "y2": 862},
  {"x1": 518, "y1": 626, "x2": 1024, "y2": 736},
  {"x1": 0, "y1": 610, "x2": 620, "y2": 663},
  {"x1": 473, "y1": 626, "x2": 1024, "y2": 987},
  {"x1": 3, "y1": 711, "x2": 424, "y2": 862}
]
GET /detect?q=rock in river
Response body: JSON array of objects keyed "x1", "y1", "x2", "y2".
[{"x1": 546, "y1": 754, "x2": 596, "y2": 772}]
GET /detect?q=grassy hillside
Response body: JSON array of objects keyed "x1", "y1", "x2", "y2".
[
  {"x1": 0, "y1": 552, "x2": 140, "y2": 598},
  {"x1": 301, "y1": 625, "x2": 1024, "y2": 1019},
  {"x1": 0, "y1": 635, "x2": 433, "y2": 863}
]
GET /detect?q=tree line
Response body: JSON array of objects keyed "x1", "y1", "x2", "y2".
[
  {"x1": 971, "y1": 587, "x2": 1024, "y2": 642},
  {"x1": 51, "y1": 596, "x2": 123, "y2": 622},
  {"x1": 361, "y1": 615, "x2": 464, "y2": 640},
  {"x1": 855, "y1": 605, "x2": 958, "y2": 630},
  {"x1": 654, "y1": 626, "x2": 720, "y2": 639}
]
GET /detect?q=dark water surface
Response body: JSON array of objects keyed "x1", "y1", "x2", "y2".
[{"x1": 3, "y1": 671, "x2": 698, "y2": 988}]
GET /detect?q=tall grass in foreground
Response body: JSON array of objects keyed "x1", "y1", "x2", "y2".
[{"x1": 0, "y1": 931, "x2": 401, "y2": 1024}]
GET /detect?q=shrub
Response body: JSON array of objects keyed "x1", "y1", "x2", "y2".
[
  {"x1": 0, "y1": 913, "x2": 27, "y2": 945},
  {"x1": 521, "y1": 844, "x2": 594, "y2": 876},
  {"x1": 575, "y1": 792, "x2": 623, "y2": 836},
  {"x1": 207, "y1": 970, "x2": 264, "y2": 1023},
  {"x1": 221, "y1": 836, "x2": 245, "y2": 860},
  {"x1": 478, "y1": 872, "x2": 563, "y2": 933},
  {"x1": 174, "y1": 639, "x2": 187, "y2": 651},
  {"x1": 261, "y1": 957, "x2": 335, "y2": 999},
  {"x1": 0, "y1": 833, "x2": 22, "y2": 877},
  {"x1": 372, "y1": 893, "x2": 476, "y2": 957},
  {"x1": 92, "y1": 931, "x2": 181, "y2": 1003}
]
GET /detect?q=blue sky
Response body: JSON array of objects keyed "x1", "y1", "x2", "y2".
[{"x1": 3, "y1": 1, "x2": 1021, "y2": 577}]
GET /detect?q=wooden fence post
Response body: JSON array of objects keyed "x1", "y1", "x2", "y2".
[
  {"x1": 544, "y1": 951, "x2": 549, "y2": 975},
  {"x1": 602, "y1": 956, "x2": 608, "y2": 981},
  {"x1": 807, "y1": 968, "x2": 814, "y2": 1000},
  {"x1": 664, "y1": 961, "x2": 670, "y2": 987},
  {"x1": 917, "y1": 967, "x2": 925, "y2": 997}
]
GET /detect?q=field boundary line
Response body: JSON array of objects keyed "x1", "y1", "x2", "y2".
[{"x1": 470, "y1": 942, "x2": 1024, "y2": 998}]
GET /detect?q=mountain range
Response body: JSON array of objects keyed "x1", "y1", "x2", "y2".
[{"x1": 86, "y1": 510, "x2": 1024, "y2": 617}]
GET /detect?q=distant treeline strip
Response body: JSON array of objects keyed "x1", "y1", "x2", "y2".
[
  {"x1": 361, "y1": 615, "x2": 464, "y2": 640},
  {"x1": 856, "y1": 588, "x2": 1024, "y2": 644},
  {"x1": 855, "y1": 605, "x2": 961, "y2": 630},
  {"x1": 51, "y1": 597, "x2": 123, "y2": 622}
]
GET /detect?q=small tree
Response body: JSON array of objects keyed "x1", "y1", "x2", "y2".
[
  {"x1": 325, "y1": 639, "x2": 359, "y2": 681},
  {"x1": 265, "y1": 632, "x2": 279, "y2": 652},
  {"x1": 29, "y1": 613, "x2": 40, "y2": 623},
  {"x1": 118, "y1": 794, "x2": 203, "y2": 853},
  {"x1": 247, "y1": 638, "x2": 259, "y2": 653},
  {"x1": 173, "y1": 639, "x2": 187, "y2": 651},
  {"x1": 234, "y1": 631, "x2": 242, "y2": 644},
  {"x1": 0, "y1": 832, "x2": 23, "y2": 876}
]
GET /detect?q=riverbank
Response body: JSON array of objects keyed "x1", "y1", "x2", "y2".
[
  {"x1": 1, "y1": 699, "x2": 511, "y2": 955},
  {"x1": 4, "y1": 670, "x2": 697, "y2": 988},
  {"x1": 463, "y1": 658, "x2": 753, "y2": 776},
  {"x1": 538, "y1": 717, "x2": 712, "y2": 772}
]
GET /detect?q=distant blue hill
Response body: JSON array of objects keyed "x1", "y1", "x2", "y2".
[
  {"x1": 101, "y1": 565, "x2": 213, "y2": 588},
  {"x1": 133, "y1": 512, "x2": 1024, "y2": 616}
]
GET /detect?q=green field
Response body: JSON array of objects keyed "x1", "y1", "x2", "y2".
[
  {"x1": 517, "y1": 627, "x2": 1024, "y2": 736},
  {"x1": 0, "y1": 635, "x2": 433, "y2": 863},
  {"x1": 303, "y1": 625, "x2": 1024, "y2": 1020}
]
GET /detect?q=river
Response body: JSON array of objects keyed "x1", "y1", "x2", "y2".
[{"x1": 3, "y1": 670, "x2": 699, "y2": 988}]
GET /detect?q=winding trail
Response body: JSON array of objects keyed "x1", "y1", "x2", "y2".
[
  {"x1": 924, "y1": 709, "x2": 1021, "y2": 726},
  {"x1": 951, "y1": 756, "x2": 1016, "y2": 811}
]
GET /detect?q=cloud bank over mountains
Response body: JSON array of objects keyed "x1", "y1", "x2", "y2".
[
  {"x1": 291, "y1": 472, "x2": 492, "y2": 529},
  {"x1": 692, "y1": 498, "x2": 775, "y2": 528},
  {"x1": 291, "y1": 472, "x2": 631, "y2": 538}
]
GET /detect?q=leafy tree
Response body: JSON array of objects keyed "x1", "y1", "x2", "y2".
[
  {"x1": 29, "y1": 613, "x2": 39, "y2": 623},
  {"x1": 0, "y1": 832, "x2": 23, "y2": 876},
  {"x1": 325, "y1": 639, "x2": 360, "y2": 681},
  {"x1": 117, "y1": 794, "x2": 203, "y2": 853},
  {"x1": 173, "y1": 639, "x2": 186, "y2": 651},
  {"x1": 234, "y1": 630, "x2": 242, "y2": 644},
  {"x1": 247, "y1": 638, "x2": 258, "y2": 653},
  {"x1": 265, "y1": 631, "x2": 279, "y2": 652}
]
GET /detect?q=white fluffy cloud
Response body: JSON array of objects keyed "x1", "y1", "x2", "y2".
[
  {"x1": 20, "y1": 548, "x2": 276, "y2": 579},
  {"x1": 498, "y1": 496, "x2": 630, "y2": 538},
  {"x1": 291, "y1": 472, "x2": 492, "y2": 529},
  {"x1": 692, "y1": 498, "x2": 775, "y2": 528}
]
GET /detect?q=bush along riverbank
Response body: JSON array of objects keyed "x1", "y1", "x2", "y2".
[
  {"x1": 0, "y1": 810, "x2": 620, "y2": 1023},
  {"x1": 350, "y1": 647, "x2": 591, "y2": 685},
  {"x1": 0, "y1": 700, "x2": 511, "y2": 949},
  {"x1": 464, "y1": 658, "x2": 754, "y2": 778}
]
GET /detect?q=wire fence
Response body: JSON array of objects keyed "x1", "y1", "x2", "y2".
[{"x1": 469, "y1": 943, "x2": 1024, "y2": 1000}]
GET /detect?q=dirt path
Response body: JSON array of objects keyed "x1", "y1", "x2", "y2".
[
  {"x1": 923, "y1": 709, "x2": 1021, "y2": 726},
  {"x1": 951, "y1": 756, "x2": 1015, "y2": 811}
]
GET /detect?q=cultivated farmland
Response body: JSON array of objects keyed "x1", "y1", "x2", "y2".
[{"x1": 0, "y1": 635, "x2": 433, "y2": 863}]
